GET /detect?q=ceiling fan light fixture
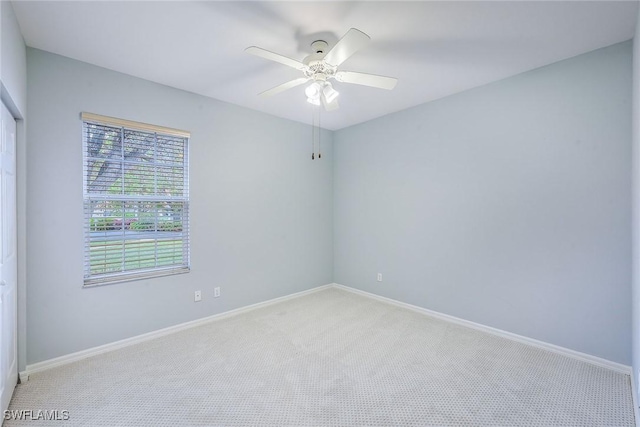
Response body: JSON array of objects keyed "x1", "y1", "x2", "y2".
[
  {"x1": 323, "y1": 83, "x2": 339, "y2": 103},
  {"x1": 305, "y1": 82, "x2": 322, "y2": 99},
  {"x1": 307, "y1": 97, "x2": 321, "y2": 106}
]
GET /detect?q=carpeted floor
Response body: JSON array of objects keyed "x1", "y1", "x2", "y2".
[{"x1": 5, "y1": 287, "x2": 635, "y2": 426}]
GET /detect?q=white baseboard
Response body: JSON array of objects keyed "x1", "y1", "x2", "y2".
[
  {"x1": 20, "y1": 282, "x2": 632, "y2": 382},
  {"x1": 20, "y1": 284, "x2": 333, "y2": 380},
  {"x1": 333, "y1": 283, "x2": 632, "y2": 375}
]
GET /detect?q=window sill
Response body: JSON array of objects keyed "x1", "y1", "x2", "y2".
[{"x1": 83, "y1": 266, "x2": 190, "y2": 288}]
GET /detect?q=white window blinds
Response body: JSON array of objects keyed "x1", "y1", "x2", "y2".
[{"x1": 82, "y1": 113, "x2": 190, "y2": 286}]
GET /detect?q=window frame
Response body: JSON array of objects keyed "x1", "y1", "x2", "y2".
[{"x1": 81, "y1": 112, "x2": 191, "y2": 287}]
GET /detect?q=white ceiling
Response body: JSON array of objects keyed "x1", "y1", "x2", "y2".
[{"x1": 12, "y1": 1, "x2": 639, "y2": 130}]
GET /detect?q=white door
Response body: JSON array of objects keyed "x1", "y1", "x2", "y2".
[{"x1": 0, "y1": 102, "x2": 17, "y2": 416}]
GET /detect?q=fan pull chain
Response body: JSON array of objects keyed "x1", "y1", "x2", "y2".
[
  {"x1": 318, "y1": 107, "x2": 321, "y2": 159},
  {"x1": 311, "y1": 105, "x2": 322, "y2": 160},
  {"x1": 311, "y1": 108, "x2": 315, "y2": 160}
]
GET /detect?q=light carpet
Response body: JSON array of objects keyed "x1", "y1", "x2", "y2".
[{"x1": 5, "y1": 287, "x2": 635, "y2": 426}]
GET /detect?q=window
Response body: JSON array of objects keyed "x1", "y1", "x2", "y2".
[{"x1": 82, "y1": 112, "x2": 190, "y2": 286}]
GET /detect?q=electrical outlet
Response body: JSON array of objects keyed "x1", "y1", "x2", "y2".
[
  {"x1": 194, "y1": 290, "x2": 202, "y2": 302},
  {"x1": 377, "y1": 273, "x2": 383, "y2": 282},
  {"x1": 214, "y1": 287, "x2": 221, "y2": 298}
]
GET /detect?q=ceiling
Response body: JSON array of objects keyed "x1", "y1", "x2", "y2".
[{"x1": 11, "y1": 1, "x2": 639, "y2": 130}]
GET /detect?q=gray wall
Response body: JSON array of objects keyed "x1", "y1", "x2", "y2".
[
  {"x1": 334, "y1": 42, "x2": 632, "y2": 365},
  {"x1": 26, "y1": 49, "x2": 333, "y2": 364},
  {"x1": 632, "y1": 8, "x2": 640, "y2": 397},
  {"x1": 25, "y1": 38, "x2": 633, "y2": 367},
  {"x1": 1, "y1": 0, "x2": 28, "y2": 373}
]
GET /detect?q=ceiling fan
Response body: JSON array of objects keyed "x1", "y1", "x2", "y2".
[{"x1": 245, "y1": 28, "x2": 398, "y2": 111}]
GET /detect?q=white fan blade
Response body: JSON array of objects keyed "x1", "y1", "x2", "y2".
[
  {"x1": 323, "y1": 28, "x2": 370, "y2": 67},
  {"x1": 245, "y1": 46, "x2": 307, "y2": 71},
  {"x1": 259, "y1": 77, "x2": 310, "y2": 98},
  {"x1": 322, "y1": 94, "x2": 339, "y2": 111},
  {"x1": 334, "y1": 71, "x2": 398, "y2": 90}
]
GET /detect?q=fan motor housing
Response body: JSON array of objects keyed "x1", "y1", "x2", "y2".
[{"x1": 304, "y1": 40, "x2": 336, "y2": 81}]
